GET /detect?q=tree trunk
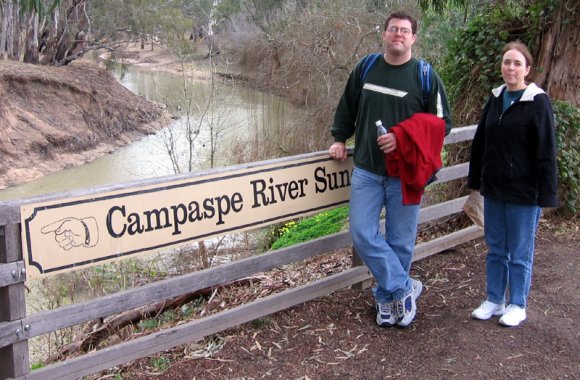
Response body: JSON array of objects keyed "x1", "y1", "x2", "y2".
[
  {"x1": 2, "y1": 0, "x2": 17, "y2": 60},
  {"x1": 0, "y1": 2, "x2": 8, "y2": 60},
  {"x1": 23, "y1": 13, "x2": 39, "y2": 63},
  {"x1": 40, "y1": 0, "x2": 89, "y2": 66},
  {"x1": 535, "y1": 0, "x2": 579, "y2": 106}
]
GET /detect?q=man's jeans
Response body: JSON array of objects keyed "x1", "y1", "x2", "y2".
[
  {"x1": 349, "y1": 167, "x2": 420, "y2": 303},
  {"x1": 484, "y1": 197, "x2": 541, "y2": 308}
]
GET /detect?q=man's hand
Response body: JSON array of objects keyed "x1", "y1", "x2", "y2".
[
  {"x1": 329, "y1": 142, "x2": 348, "y2": 162},
  {"x1": 378, "y1": 132, "x2": 397, "y2": 154}
]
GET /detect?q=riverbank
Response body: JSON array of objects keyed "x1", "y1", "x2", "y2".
[
  {"x1": 101, "y1": 42, "x2": 217, "y2": 80},
  {"x1": 0, "y1": 43, "x2": 240, "y2": 191},
  {"x1": 0, "y1": 58, "x2": 172, "y2": 190}
]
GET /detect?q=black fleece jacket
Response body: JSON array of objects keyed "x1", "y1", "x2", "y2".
[{"x1": 468, "y1": 83, "x2": 558, "y2": 207}]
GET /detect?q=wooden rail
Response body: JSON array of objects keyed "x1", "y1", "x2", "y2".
[{"x1": 0, "y1": 125, "x2": 478, "y2": 380}]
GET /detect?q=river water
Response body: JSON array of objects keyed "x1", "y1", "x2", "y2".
[{"x1": 0, "y1": 61, "x2": 299, "y2": 201}]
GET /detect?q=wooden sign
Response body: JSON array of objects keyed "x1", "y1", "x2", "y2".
[{"x1": 21, "y1": 155, "x2": 353, "y2": 278}]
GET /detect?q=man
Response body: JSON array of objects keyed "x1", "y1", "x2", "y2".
[{"x1": 329, "y1": 10, "x2": 452, "y2": 327}]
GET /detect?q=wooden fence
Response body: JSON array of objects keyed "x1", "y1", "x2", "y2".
[{"x1": 0, "y1": 125, "x2": 478, "y2": 380}]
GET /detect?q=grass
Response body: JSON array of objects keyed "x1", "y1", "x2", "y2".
[
  {"x1": 270, "y1": 206, "x2": 349, "y2": 250},
  {"x1": 150, "y1": 356, "x2": 171, "y2": 373}
]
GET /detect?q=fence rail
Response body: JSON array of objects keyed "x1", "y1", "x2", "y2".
[{"x1": 0, "y1": 125, "x2": 478, "y2": 380}]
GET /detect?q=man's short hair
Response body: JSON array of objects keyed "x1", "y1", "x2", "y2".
[{"x1": 384, "y1": 10, "x2": 418, "y2": 34}]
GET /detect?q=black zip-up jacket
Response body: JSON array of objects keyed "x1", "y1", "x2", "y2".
[{"x1": 468, "y1": 83, "x2": 558, "y2": 207}]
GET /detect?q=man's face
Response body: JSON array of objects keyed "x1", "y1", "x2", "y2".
[{"x1": 381, "y1": 18, "x2": 416, "y2": 56}]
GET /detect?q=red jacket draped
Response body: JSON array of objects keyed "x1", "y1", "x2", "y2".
[{"x1": 386, "y1": 113, "x2": 446, "y2": 205}]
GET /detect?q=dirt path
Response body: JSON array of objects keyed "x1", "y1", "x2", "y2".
[{"x1": 114, "y1": 218, "x2": 579, "y2": 380}]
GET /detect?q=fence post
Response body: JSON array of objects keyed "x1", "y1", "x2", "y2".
[
  {"x1": 351, "y1": 247, "x2": 372, "y2": 290},
  {"x1": 0, "y1": 223, "x2": 30, "y2": 379}
]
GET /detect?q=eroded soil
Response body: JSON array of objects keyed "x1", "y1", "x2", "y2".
[{"x1": 0, "y1": 56, "x2": 166, "y2": 189}]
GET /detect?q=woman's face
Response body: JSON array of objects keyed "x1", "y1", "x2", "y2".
[{"x1": 502, "y1": 49, "x2": 530, "y2": 91}]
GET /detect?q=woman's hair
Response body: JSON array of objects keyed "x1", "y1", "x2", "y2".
[{"x1": 503, "y1": 41, "x2": 533, "y2": 65}]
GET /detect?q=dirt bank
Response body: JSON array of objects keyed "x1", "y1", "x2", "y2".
[
  {"x1": 102, "y1": 42, "x2": 215, "y2": 80},
  {"x1": 0, "y1": 42, "x2": 237, "y2": 190},
  {"x1": 0, "y1": 57, "x2": 168, "y2": 189}
]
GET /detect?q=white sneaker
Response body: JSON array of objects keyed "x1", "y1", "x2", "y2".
[
  {"x1": 395, "y1": 278, "x2": 423, "y2": 327},
  {"x1": 471, "y1": 300, "x2": 505, "y2": 320},
  {"x1": 499, "y1": 305, "x2": 526, "y2": 327},
  {"x1": 376, "y1": 302, "x2": 397, "y2": 327}
]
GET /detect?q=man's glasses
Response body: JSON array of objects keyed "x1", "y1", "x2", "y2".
[{"x1": 386, "y1": 26, "x2": 412, "y2": 35}]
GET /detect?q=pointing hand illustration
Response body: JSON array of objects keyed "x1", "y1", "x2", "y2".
[{"x1": 41, "y1": 217, "x2": 98, "y2": 250}]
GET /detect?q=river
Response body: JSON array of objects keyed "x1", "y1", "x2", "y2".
[{"x1": 0, "y1": 61, "x2": 300, "y2": 201}]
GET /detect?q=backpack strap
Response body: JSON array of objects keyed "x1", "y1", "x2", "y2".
[
  {"x1": 359, "y1": 53, "x2": 382, "y2": 85},
  {"x1": 417, "y1": 59, "x2": 432, "y2": 107}
]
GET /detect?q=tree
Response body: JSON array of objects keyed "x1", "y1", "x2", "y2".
[
  {"x1": 0, "y1": 0, "x2": 99, "y2": 65},
  {"x1": 534, "y1": 0, "x2": 579, "y2": 105},
  {"x1": 421, "y1": 0, "x2": 579, "y2": 118},
  {"x1": 39, "y1": 0, "x2": 91, "y2": 65},
  {"x1": 227, "y1": 0, "x2": 390, "y2": 154}
]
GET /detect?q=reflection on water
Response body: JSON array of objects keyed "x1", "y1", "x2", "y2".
[{"x1": 0, "y1": 61, "x2": 299, "y2": 201}]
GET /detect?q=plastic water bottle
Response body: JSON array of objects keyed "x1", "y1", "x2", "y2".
[{"x1": 375, "y1": 120, "x2": 387, "y2": 136}]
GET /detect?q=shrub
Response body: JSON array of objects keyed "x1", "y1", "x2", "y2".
[{"x1": 553, "y1": 100, "x2": 579, "y2": 216}]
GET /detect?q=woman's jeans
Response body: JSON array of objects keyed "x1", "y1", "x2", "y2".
[
  {"x1": 484, "y1": 197, "x2": 541, "y2": 308},
  {"x1": 349, "y1": 167, "x2": 420, "y2": 303}
]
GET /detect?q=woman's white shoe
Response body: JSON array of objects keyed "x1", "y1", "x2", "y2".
[
  {"x1": 471, "y1": 300, "x2": 506, "y2": 320},
  {"x1": 499, "y1": 305, "x2": 526, "y2": 327}
]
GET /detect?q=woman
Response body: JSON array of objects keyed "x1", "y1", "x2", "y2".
[{"x1": 467, "y1": 41, "x2": 558, "y2": 327}]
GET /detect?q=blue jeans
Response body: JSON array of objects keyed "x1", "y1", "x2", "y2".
[
  {"x1": 484, "y1": 197, "x2": 541, "y2": 308},
  {"x1": 349, "y1": 167, "x2": 420, "y2": 303}
]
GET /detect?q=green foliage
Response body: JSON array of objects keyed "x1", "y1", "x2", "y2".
[
  {"x1": 553, "y1": 100, "x2": 580, "y2": 216},
  {"x1": 161, "y1": 310, "x2": 178, "y2": 322},
  {"x1": 139, "y1": 319, "x2": 160, "y2": 330},
  {"x1": 417, "y1": 9, "x2": 465, "y2": 68},
  {"x1": 181, "y1": 297, "x2": 204, "y2": 316},
  {"x1": 89, "y1": 0, "x2": 193, "y2": 43},
  {"x1": 19, "y1": 0, "x2": 60, "y2": 17},
  {"x1": 251, "y1": 317, "x2": 272, "y2": 328},
  {"x1": 418, "y1": 0, "x2": 470, "y2": 13},
  {"x1": 440, "y1": 1, "x2": 554, "y2": 125},
  {"x1": 167, "y1": 38, "x2": 197, "y2": 59},
  {"x1": 215, "y1": 0, "x2": 243, "y2": 20},
  {"x1": 88, "y1": 258, "x2": 162, "y2": 294},
  {"x1": 270, "y1": 207, "x2": 349, "y2": 250},
  {"x1": 31, "y1": 362, "x2": 45, "y2": 370},
  {"x1": 150, "y1": 356, "x2": 171, "y2": 372}
]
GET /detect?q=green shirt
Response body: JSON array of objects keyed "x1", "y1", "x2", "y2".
[
  {"x1": 331, "y1": 56, "x2": 452, "y2": 176},
  {"x1": 502, "y1": 88, "x2": 525, "y2": 112}
]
